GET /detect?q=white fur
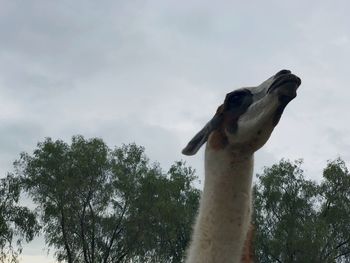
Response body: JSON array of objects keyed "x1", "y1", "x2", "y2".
[{"x1": 185, "y1": 146, "x2": 253, "y2": 263}]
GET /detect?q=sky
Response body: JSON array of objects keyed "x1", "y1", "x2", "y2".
[{"x1": 1, "y1": 0, "x2": 350, "y2": 262}]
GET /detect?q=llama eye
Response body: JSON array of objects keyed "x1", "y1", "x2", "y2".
[
  {"x1": 230, "y1": 95, "x2": 242, "y2": 102},
  {"x1": 226, "y1": 93, "x2": 244, "y2": 107},
  {"x1": 224, "y1": 89, "x2": 252, "y2": 111}
]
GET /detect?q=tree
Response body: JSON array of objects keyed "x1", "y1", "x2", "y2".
[
  {"x1": 0, "y1": 174, "x2": 39, "y2": 263},
  {"x1": 15, "y1": 136, "x2": 199, "y2": 263},
  {"x1": 253, "y1": 158, "x2": 350, "y2": 263},
  {"x1": 124, "y1": 161, "x2": 200, "y2": 262},
  {"x1": 318, "y1": 158, "x2": 350, "y2": 262}
]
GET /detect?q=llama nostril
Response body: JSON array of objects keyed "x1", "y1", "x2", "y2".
[{"x1": 275, "y1": 69, "x2": 291, "y2": 77}]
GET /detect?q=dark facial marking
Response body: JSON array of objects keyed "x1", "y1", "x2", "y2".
[
  {"x1": 223, "y1": 89, "x2": 253, "y2": 134},
  {"x1": 224, "y1": 89, "x2": 252, "y2": 111},
  {"x1": 273, "y1": 104, "x2": 286, "y2": 127}
]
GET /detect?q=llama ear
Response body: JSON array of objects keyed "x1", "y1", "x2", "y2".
[{"x1": 182, "y1": 111, "x2": 223, "y2": 156}]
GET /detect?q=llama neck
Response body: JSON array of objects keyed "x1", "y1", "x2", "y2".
[{"x1": 186, "y1": 147, "x2": 254, "y2": 263}]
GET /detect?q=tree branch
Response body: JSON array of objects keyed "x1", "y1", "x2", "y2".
[
  {"x1": 80, "y1": 204, "x2": 91, "y2": 263},
  {"x1": 88, "y1": 202, "x2": 96, "y2": 263},
  {"x1": 103, "y1": 204, "x2": 127, "y2": 263},
  {"x1": 334, "y1": 250, "x2": 350, "y2": 260},
  {"x1": 60, "y1": 207, "x2": 74, "y2": 263}
]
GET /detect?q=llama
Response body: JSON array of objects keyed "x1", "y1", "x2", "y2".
[{"x1": 182, "y1": 70, "x2": 301, "y2": 263}]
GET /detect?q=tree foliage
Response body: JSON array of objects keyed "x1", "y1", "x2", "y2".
[
  {"x1": 9, "y1": 134, "x2": 350, "y2": 263},
  {"x1": 253, "y1": 158, "x2": 350, "y2": 263},
  {"x1": 0, "y1": 174, "x2": 39, "y2": 263},
  {"x1": 15, "y1": 136, "x2": 200, "y2": 263}
]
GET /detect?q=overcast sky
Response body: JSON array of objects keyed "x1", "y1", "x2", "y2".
[{"x1": 1, "y1": 0, "x2": 350, "y2": 262}]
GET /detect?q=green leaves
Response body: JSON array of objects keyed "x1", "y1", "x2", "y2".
[
  {"x1": 15, "y1": 136, "x2": 199, "y2": 263},
  {"x1": 125, "y1": 161, "x2": 200, "y2": 262},
  {"x1": 253, "y1": 158, "x2": 350, "y2": 263},
  {"x1": 318, "y1": 158, "x2": 350, "y2": 262},
  {"x1": 0, "y1": 174, "x2": 40, "y2": 263},
  {"x1": 8, "y1": 134, "x2": 349, "y2": 262}
]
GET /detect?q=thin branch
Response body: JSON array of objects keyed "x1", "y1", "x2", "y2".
[
  {"x1": 60, "y1": 208, "x2": 74, "y2": 263},
  {"x1": 88, "y1": 202, "x2": 96, "y2": 263},
  {"x1": 335, "y1": 238, "x2": 350, "y2": 249},
  {"x1": 80, "y1": 204, "x2": 91, "y2": 263},
  {"x1": 334, "y1": 250, "x2": 350, "y2": 260},
  {"x1": 103, "y1": 204, "x2": 127, "y2": 263}
]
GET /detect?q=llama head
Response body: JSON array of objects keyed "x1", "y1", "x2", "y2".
[{"x1": 182, "y1": 69, "x2": 301, "y2": 155}]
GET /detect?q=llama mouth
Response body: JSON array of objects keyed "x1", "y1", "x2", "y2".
[{"x1": 268, "y1": 74, "x2": 301, "y2": 97}]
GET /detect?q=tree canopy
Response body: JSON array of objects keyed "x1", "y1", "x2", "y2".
[
  {"x1": 1, "y1": 135, "x2": 350, "y2": 263},
  {"x1": 14, "y1": 136, "x2": 200, "y2": 263},
  {"x1": 253, "y1": 158, "x2": 350, "y2": 263}
]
